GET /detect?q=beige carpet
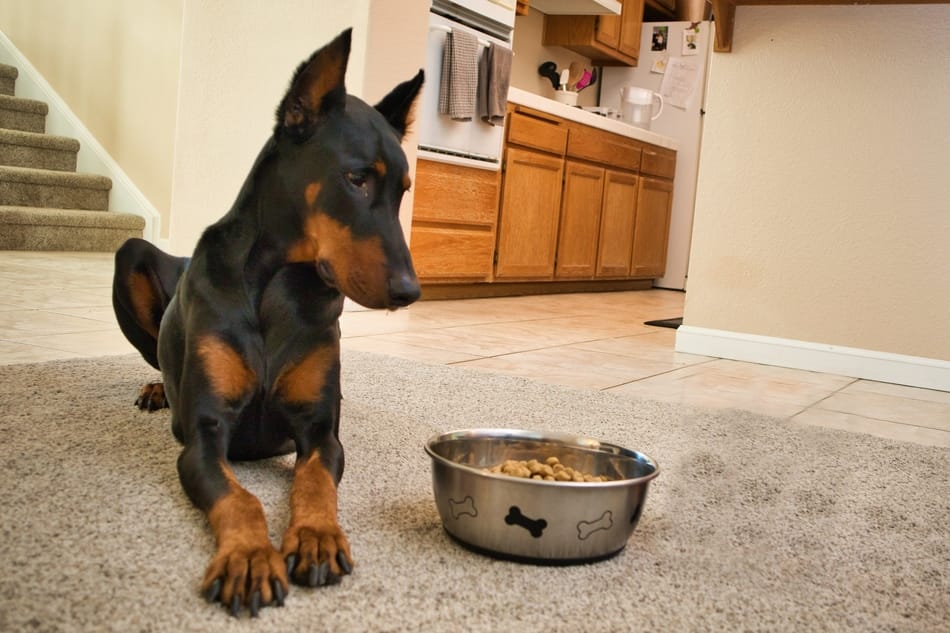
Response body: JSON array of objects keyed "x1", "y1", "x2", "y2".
[{"x1": 1, "y1": 351, "x2": 947, "y2": 632}]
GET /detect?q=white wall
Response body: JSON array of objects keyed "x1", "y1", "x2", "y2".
[
  {"x1": 167, "y1": 0, "x2": 372, "y2": 254},
  {"x1": 680, "y1": 5, "x2": 950, "y2": 384}
]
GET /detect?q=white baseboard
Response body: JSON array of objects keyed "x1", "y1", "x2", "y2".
[
  {"x1": 675, "y1": 326, "x2": 950, "y2": 392},
  {"x1": 0, "y1": 30, "x2": 161, "y2": 243}
]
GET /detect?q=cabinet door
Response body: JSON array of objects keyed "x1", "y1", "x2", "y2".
[
  {"x1": 596, "y1": 170, "x2": 638, "y2": 278},
  {"x1": 410, "y1": 159, "x2": 499, "y2": 282},
  {"x1": 617, "y1": 0, "x2": 643, "y2": 61},
  {"x1": 495, "y1": 147, "x2": 564, "y2": 279},
  {"x1": 556, "y1": 161, "x2": 605, "y2": 279},
  {"x1": 410, "y1": 227, "x2": 496, "y2": 281},
  {"x1": 630, "y1": 176, "x2": 673, "y2": 278},
  {"x1": 595, "y1": 13, "x2": 621, "y2": 49}
]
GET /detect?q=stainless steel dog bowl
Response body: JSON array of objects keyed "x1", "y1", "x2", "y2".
[{"x1": 424, "y1": 428, "x2": 659, "y2": 565}]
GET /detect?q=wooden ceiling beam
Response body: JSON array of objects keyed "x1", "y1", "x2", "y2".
[
  {"x1": 710, "y1": 0, "x2": 944, "y2": 53},
  {"x1": 712, "y1": 0, "x2": 736, "y2": 52}
]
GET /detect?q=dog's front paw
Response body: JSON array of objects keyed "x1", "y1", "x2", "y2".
[
  {"x1": 282, "y1": 523, "x2": 353, "y2": 587},
  {"x1": 202, "y1": 542, "x2": 288, "y2": 617},
  {"x1": 134, "y1": 382, "x2": 168, "y2": 411}
]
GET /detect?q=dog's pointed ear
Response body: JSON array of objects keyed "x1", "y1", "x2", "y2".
[
  {"x1": 374, "y1": 70, "x2": 424, "y2": 140},
  {"x1": 276, "y1": 28, "x2": 352, "y2": 139}
]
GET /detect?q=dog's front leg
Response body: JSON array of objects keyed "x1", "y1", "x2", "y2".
[
  {"x1": 177, "y1": 430, "x2": 289, "y2": 616},
  {"x1": 271, "y1": 339, "x2": 354, "y2": 585},
  {"x1": 281, "y1": 431, "x2": 354, "y2": 586}
]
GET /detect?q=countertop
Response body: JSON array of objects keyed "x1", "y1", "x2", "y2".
[{"x1": 507, "y1": 87, "x2": 679, "y2": 152}]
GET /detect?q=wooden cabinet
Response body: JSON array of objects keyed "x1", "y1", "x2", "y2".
[
  {"x1": 495, "y1": 146, "x2": 565, "y2": 279},
  {"x1": 542, "y1": 0, "x2": 645, "y2": 67},
  {"x1": 556, "y1": 161, "x2": 605, "y2": 279},
  {"x1": 410, "y1": 103, "x2": 676, "y2": 296},
  {"x1": 409, "y1": 159, "x2": 499, "y2": 282},
  {"x1": 596, "y1": 170, "x2": 639, "y2": 278},
  {"x1": 630, "y1": 176, "x2": 673, "y2": 278}
]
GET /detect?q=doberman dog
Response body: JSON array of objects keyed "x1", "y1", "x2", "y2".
[{"x1": 111, "y1": 29, "x2": 423, "y2": 617}]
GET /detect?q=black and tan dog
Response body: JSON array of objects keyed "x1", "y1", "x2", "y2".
[{"x1": 111, "y1": 29, "x2": 423, "y2": 617}]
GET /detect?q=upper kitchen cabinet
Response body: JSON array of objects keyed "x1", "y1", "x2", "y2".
[{"x1": 542, "y1": 0, "x2": 644, "y2": 66}]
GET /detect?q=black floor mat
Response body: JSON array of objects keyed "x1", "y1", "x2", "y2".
[{"x1": 644, "y1": 317, "x2": 683, "y2": 329}]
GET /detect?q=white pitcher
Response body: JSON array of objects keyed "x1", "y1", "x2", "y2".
[{"x1": 619, "y1": 86, "x2": 664, "y2": 130}]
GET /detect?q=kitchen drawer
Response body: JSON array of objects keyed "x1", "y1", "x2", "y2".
[
  {"x1": 566, "y1": 123, "x2": 641, "y2": 170},
  {"x1": 410, "y1": 226, "x2": 495, "y2": 281},
  {"x1": 640, "y1": 146, "x2": 676, "y2": 179},
  {"x1": 507, "y1": 112, "x2": 568, "y2": 156},
  {"x1": 412, "y1": 159, "x2": 499, "y2": 227}
]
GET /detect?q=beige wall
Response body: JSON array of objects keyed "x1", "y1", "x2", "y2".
[
  {"x1": 363, "y1": 0, "x2": 430, "y2": 242},
  {"x1": 511, "y1": 8, "x2": 597, "y2": 108},
  {"x1": 684, "y1": 5, "x2": 950, "y2": 361},
  {"x1": 167, "y1": 0, "x2": 374, "y2": 254},
  {"x1": 0, "y1": 0, "x2": 182, "y2": 236},
  {"x1": 168, "y1": 0, "x2": 429, "y2": 254}
]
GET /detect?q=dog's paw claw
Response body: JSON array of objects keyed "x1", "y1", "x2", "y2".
[
  {"x1": 229, "y1": 593, "x2": 241, "y2": 618},
  {"x1": 272, "y1": 579, "x2": 285, "y2": 607},
  {"x1": 336, "y1": 551, "x2": 353, "y2": 575},
  {"x1": 204, "y1": 578, "x2": 221, "y2": 603},
  {"x1": 317, "y1": 561, "x2": 332, "y2": 587},
  {"x1": 249, "y1": 591, "x2": 261, "y2": 617},
  {"x1": 285, "y1": 554, "x2": 298, "y2": 578}
]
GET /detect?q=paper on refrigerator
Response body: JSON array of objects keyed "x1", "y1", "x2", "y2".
[{"x1": 659, "y1": 57, "x2": 701, "y2": 110}]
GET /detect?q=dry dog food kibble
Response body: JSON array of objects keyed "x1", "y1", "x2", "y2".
[{"x1": 486, "y1": 456, "x2": 610, "y2": 482}]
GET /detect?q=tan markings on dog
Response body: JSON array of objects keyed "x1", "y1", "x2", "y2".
[
  {"x1": 128, "y1": 271, "x2": 159, "y2": 338},
  {"x1": 290, "y1": 452, "x2": 338, "y2": 527},
  {"x1": 404, "y1": 96, "x2": 419, "y2": 133},
  {"x1": 312, "y1": 214, "x2": 387, "y2": 304},
  {"x1": 304, "y1": 182, "x2": 322, "y2": 208},
  {"x1": 204, "y1": 462, "x2": 286, "y2": 605},
  {"x1": 281, "y1": 451, "x2": 353, "y2": 575},
  {"x1": 373, "y1": 159, "x2": 387, "y2": 178},
  {"x1": 196, "y1": 335, "x2": 256, "y2": 402},
  {"x1": 208, "y1": 464, "x2": 270, "y2": 549},
  {"x1": 286, "y1": 236, "x2": 315, "y2": 264},
  {"x1": 275, "y1": 342, "x2": 338, "y2": 404},
  {"x1": 286, "y1": 184, "x2": 324, "y2": 263},
  {"x1": 286, "y1": 212, "x2": 388, "y2": 305},
  {"x1": 402, "y1": 172, "x2": 412, "y2": 191}
]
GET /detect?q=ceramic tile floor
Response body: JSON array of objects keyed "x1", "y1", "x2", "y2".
[{"x1": 2, "y1": 251, "x2": 948, "y2": 448}]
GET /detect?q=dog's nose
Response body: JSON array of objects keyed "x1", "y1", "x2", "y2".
[{"x1": 388, "y1": 273, "x2": 420, "y2": 307}]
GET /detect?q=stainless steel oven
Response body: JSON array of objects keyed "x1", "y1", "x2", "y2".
[{"x1": 417, "y1": 0, "x2": 516, "y2": 171}]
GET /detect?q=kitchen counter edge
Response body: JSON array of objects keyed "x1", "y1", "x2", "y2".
[{"x1": 507, "y1": 87, "x2": 679, "y2": 151}]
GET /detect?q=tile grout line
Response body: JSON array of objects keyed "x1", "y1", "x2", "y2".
[
  {"x1": 599, "y1": 358, "x2": 719, "y2": 391},
  {"x1": 787, "y1": 377, "x2": 861, "y2": 419}
]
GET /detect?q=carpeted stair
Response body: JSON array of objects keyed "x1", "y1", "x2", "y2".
[{"x1": 0, "y1": 62, "x2": 144, "y2": 251}]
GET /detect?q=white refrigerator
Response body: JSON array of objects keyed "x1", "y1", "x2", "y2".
[{"x1": 599, "y1": 21, "x2": 713, "y2": 291}]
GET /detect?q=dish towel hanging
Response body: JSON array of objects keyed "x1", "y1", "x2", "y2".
[
  {"x1": 438, "y1": 29, "x2": 479, "y2": 121},
  {"x1": 478, "y1": 43, "x2": 512, "y2": 127}
]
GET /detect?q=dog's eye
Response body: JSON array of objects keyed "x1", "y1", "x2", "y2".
[{"x1": 345, "y1": 171, "x2": 369, "y2": 193}]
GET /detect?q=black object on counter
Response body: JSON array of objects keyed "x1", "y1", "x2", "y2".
[{"x1": 538, "y1": 61, "x2": 560, "y2": 90}]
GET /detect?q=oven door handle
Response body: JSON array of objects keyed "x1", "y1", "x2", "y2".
[{"x1": 430, "y1": 23, "x2": 508, "y2": 51}]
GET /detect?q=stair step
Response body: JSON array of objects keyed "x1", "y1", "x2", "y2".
[
  {"x1": 0, "y1": 165, "x2": 111, "y2": 210},
  {"x1": 0, "y1": 64, "x2": 16, "y2": 97},
  {"x1": 0, "y1": 128, "x2": 80, "y2": 171},
  {"x1": 0, "y1": 93, "x2": 48, "y2": 133},
  {"x1": 0, "y1": 205, "x2": 145, "y2": 251}
]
